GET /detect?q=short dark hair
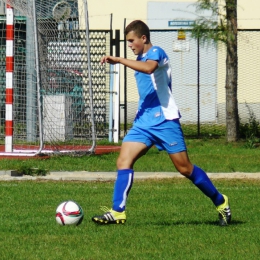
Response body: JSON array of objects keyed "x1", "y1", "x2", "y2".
[{"x1": 125, "y1": 20, "x2": 150, "y2": 42}]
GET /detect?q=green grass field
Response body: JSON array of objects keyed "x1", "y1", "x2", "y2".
[
  {"x1": 0, "y1": 178, "x2": 259, "y2": 259},
  {"x1": 0, "y1": 136, "x2": 260, "y2": 259},
  {"x1": 0, "y1": 137, "x2": 259, "y2": 173}
]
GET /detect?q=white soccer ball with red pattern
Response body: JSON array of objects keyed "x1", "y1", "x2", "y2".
[{"x1": 56, "y1": 201, "x2": 84, "y2": 226}]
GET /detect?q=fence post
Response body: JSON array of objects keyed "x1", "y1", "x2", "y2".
[
  {"x1": 113, "y1": 64, "x2": 120, "y2": 143},
  {"x1": 197, "y1": 37, "x2": 200, "y2": 137}
]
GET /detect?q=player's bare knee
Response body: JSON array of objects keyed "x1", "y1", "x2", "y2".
[
  {"x1": 116, "y1": 156, "x2": 132, "y2": 169},
  {"x1": 116, "y1": 157, "x2": 123, "y2": 168}
]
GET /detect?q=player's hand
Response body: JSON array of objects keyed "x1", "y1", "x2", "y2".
[{"x1": 101, "y1": 56, "x2": 120, "y2": 65}]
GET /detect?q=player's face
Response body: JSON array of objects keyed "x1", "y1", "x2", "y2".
[{"x1": 126, "y1": 31, "x2": 147, "y2": 55}]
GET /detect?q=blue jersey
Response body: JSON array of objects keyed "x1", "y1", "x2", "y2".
[{"x1": 133, "y1": 46, "x2": 180, "y2": 127}]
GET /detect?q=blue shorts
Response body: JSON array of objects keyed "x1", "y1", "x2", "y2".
[{"x1": 123, "y1": 119, "x2": 187, "y2": 154}]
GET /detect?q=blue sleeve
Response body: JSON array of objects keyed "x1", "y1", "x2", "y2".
[{"x1": 145, "y1": 47, "x2": 164, "y2": 63}]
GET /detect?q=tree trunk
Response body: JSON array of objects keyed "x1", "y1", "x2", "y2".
[{"x1": 225, "y1": 0, "x2": 239, "y2": 142}]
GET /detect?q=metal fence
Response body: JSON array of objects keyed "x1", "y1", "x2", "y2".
[
  {"x1": 1, "y1": 22, "x2": 260, "y2": 146},
  {"x1": 123, "y1": 29, "x2": 260, "y2": 136}
]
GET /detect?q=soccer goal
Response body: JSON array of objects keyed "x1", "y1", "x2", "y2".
[{"x1": 0, "y1": 0, "x2": 111, "y2": 156}]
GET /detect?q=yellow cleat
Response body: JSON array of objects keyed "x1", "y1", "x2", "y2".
[
  {"x1": 92, "y1": 206, "x2": 126, "y2": 225},
  {"x1": 216, "y1": 194, "x2": 231, "y2": 226}
]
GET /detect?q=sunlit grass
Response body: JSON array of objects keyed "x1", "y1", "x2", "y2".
[
  {"x1": 0, "y1": 179, "x2": 259, "y2": 259},
  {"x1": 0, "y1": 137, "x2": 259, "y2": 173}
]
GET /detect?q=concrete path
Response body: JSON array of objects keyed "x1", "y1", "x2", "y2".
[{"x1": 1, "y1": 170, "x2": 260, "y2": 181}]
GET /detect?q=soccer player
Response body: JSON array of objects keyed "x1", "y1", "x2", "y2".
[{"x1": 92, "y1": 20, "x2": 231, "y2": 226}]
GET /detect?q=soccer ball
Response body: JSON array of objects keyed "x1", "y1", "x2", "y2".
[{"x1": 55, "y1": 200, "x2": 84, "y2": 226}]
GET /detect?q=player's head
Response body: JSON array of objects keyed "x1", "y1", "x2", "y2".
[
  {"x1": 125, "y1": 20, "x2": 150, "y2": 43},
  {"x1": 125, "y1": 20, "x2": 151, "y2": 55}
]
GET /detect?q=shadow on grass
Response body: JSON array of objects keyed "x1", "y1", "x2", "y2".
[{"x1": 141, "y1": 219, "x2": 245, "y2": 226}]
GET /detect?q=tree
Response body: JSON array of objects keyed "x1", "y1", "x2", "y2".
[{"x1": 191, "y1": 0, "x2": 239, "y2": 142}]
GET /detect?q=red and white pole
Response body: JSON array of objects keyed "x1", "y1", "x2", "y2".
[{"x1": 5, "y1": 2, "x2": 14, "y2": 152}]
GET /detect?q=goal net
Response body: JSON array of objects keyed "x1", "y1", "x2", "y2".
[{"x1": 0, "y1": 0, "x2": 111, "y2": 156}]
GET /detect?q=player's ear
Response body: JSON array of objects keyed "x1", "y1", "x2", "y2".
[{"x1": 141, "y1": 35, "x2": 149, "y2": 44}]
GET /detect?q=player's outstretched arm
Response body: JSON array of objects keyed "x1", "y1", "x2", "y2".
[
  {"x1": 101, "y1": 55, "x2": 158, "y2": 74},
  {"x1": 101, "y1": 56, "x2": 120, "y2": 65}
]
